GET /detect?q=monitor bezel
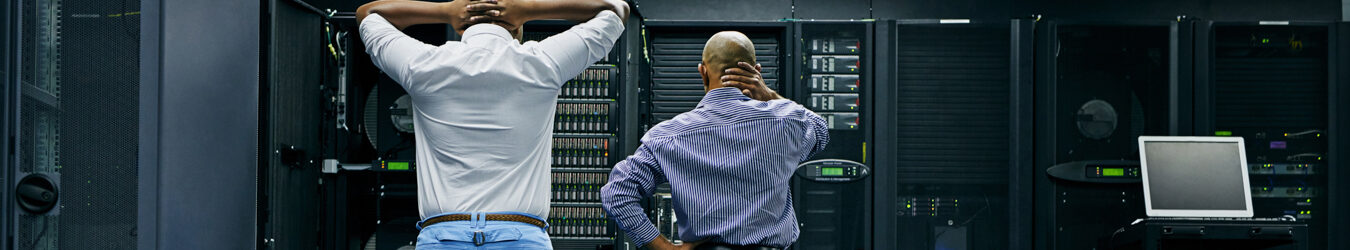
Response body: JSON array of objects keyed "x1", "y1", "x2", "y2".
[{"x1": 1137, "y1": 136, "x2": 1254, "y2": 217}]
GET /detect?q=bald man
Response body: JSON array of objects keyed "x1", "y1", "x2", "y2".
[{"x1": 601, "y1": 31, "x2": 829, "y2": 250}]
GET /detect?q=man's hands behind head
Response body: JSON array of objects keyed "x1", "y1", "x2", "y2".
[
  {"x1": 721, "y1": 62, "x2": 782, "y2": 101},
  {"x1": 448, "y1": 0, "x2": 633, "y2": 35},
  {"x1": 449, "y1": 0, "x2": 524, "y2": 32}
]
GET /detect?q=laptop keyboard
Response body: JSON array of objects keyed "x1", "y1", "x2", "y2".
[{"x1": 1131, "y1": 216, "x2": 1296, "y2": 225}]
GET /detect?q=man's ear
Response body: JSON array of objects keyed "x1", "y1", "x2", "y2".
[{"x1": 698, "y1": 63, "x2": 710, "y2": 88}]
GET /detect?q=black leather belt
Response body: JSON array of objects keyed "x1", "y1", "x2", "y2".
[{"x1": 694, "y1": 242, "x2": 783, "y2": 250}]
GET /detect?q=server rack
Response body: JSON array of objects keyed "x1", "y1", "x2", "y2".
[
  {"x1": 875, "y1": 18, "x2": 1033, "y2": 250},
  {"x1": 792, "y1": 20, "x2": 873, "y2": 250},
  {"x1": 7, "y1": 0, "x2": 147, "y2": 249},
  {"x1": 1032, "y1": 19, "x2": 1187, "y2": 250},
  {"x1": 1194, "y1": 20, "x2": 1341, "y2": 249},
  {"x1": 523, "y1": 19, "x2": 638, "y2": 250}
]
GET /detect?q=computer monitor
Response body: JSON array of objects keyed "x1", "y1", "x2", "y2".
[{"x1": 1137, "y1": 136, "x2": 1254, "y2": 217}]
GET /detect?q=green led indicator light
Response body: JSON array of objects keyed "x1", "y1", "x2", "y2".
[
  {"x1": 1262, "y1": 38, "x2": 1271, "y2": 43},
  {"x1": 1215, "y1": 131, "x2": 1233, "y2": 136},
  {"x1": 388, "y1": 161, "x2": 410, "y2": 170}
]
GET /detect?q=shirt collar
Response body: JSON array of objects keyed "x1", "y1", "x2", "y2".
[
  {"x1": 697, "y1": 87, "x2": 753, "y2": 108},
  {"x1": 462, "y1": 23, "x2": 513, "y2": 42}
]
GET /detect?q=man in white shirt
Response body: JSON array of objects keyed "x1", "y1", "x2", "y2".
[{"x1": 356, "y1": 0, "x2": 628, "y2": 248}]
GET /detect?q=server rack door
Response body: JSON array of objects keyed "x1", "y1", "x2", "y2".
[
  {"x1": 1033, "y1": 20, "x2": 1175, "y2": 250},
  {"x1": 1200, "y1": 21, "x2": 1336, "y2": 249},
  {"x1": 10, "y1": 0, "x2": 142, "y2": 249},
  {"x1": 886, "y1": 19, "x2": 1018, "y2": 250}
]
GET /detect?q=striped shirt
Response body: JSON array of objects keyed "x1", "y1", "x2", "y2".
[{"x1": 601, "y1": 87, "x2": 829, "y2": 247}]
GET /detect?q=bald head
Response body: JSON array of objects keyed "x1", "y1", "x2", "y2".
[{"x1": 700, "y1": 31, "x2": 757, "y2": 91}]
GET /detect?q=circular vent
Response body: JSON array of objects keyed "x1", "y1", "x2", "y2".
[{"x1": 1077, "y1": 99, "x2": 1118, "y2": 140}]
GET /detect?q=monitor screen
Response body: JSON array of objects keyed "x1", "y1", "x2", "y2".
[{"x1": 1142, "y1": 141, "x2": 1248, "y2": 211}]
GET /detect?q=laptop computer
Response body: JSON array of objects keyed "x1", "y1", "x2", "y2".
[{"x1": 1135, "y1": 136, "x2": 1291, "y2": 222}]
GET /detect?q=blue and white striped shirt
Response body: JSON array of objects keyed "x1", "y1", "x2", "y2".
[{"x1": 601, "y1": 87, "x2": 829, "y2": 247}]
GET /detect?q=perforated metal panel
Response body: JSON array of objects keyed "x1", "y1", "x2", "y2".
[
  {"x1": 16, "y1": 0, "x2": 140, "y2": 249},
  {"x1": 894, "y1": 25, "x2": 1010, "y2": 184},
  {"x1": 648, "y1": 31, "x2": 782, "y2": 124}
]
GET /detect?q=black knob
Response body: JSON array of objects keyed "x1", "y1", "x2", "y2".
[{"x1": 16, "y1": 174, "x2": 58, "y2": 214}]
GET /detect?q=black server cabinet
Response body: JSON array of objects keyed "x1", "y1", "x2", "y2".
[
  {"x1": 874, "y1": 19, "x2": 1034, "y2": 250},
  {"x1": 7, "y1": 0, "x2": 145, "y2": 248},
  {"x1": 1033, "y1": 20, "x2": 1188, "y2": 250},
  {"x1": 1194, "y1": 21, "x2": 1341, "y2": 250},
  {"x1": 791, "y1": 21, "x2": 873, "y2": 250}
]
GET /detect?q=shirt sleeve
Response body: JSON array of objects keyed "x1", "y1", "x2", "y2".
[
  {"x1": 802, "y1": 111, "x2": 830, "y2": 161},
  {"x1": 535, "y1": 10, "x2": 625, "y2": 87},
  {"x1": 359, "y1": 13, "x2": 438, "y2": 90},
  {"x1": 600, "y1": 142, "x2": 668, "y2": 246}
]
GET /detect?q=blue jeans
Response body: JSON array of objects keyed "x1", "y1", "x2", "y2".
[{"x1": 415, "y1": 212, "x2": 553, "y2": 250}]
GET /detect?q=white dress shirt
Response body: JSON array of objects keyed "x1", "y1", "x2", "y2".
[{"x1": 359, "y1": 11, "x2": 624, "y2": 219}]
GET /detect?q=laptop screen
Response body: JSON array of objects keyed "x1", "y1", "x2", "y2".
[{"x1": 1142, "y1": 140, "x2": 1249, "y2": 212}]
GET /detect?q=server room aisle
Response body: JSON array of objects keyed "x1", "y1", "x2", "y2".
[{"x1": 1, "y1": 0, "x2": 1348, "y2": 250}]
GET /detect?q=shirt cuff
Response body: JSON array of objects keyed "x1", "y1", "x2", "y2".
[
  {"x1": 577, "y1": 10, "x2": 625, "y2": 37},
  {"x1": 595, "y1": 10, "x2": 621, "y2": 21},
  {"x1": 359, "y1": 13, "x2": 391, "y2": 32},
  {"x1": 625, "y1": 221, "x2": 662, "y2": 247}
]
